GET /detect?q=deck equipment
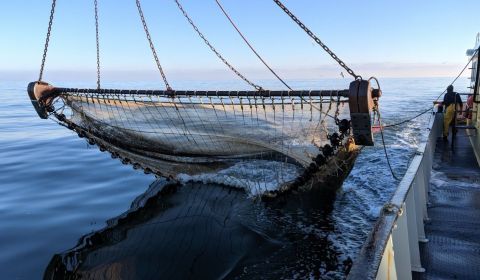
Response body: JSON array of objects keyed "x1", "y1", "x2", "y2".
[{"x1": 28, "y1": 0, "x2": 381, "y2": 195}]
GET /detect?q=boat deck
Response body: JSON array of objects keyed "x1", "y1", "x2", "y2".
[{"x1": 413, "y1": 130, "x2": 480, "y2": 279}]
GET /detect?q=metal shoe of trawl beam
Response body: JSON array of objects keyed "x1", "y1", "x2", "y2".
[
  {"x1": 27, "y1": 81, "x2": 56, "y2": 119},
  {"x1": 348, "y1": 80, "x2": 381, "y2": 146}
]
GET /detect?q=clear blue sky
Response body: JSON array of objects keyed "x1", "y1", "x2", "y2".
[{"x1": 1, "y1": 0, "x2": 479, "y2": 80}]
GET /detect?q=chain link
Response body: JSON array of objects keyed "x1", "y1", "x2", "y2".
[
  {"x1": 273, "y1": 0, "x2": 361, "y2": 80},
  {"x1": 175, "y1": 0, "x2": 263, "y2": 91},
  {"x1": 39, "y1": 0, "x2": 57, "y2": 81},
  {"x1": 135, "y1": 0, "x2": 172, "y2": 90},
  {"x1": 94, "y1": 0, "x2": 101, "y2": 90},
  {"x1": 215, "y1": 0, "x2": 288, "y2": 91}
]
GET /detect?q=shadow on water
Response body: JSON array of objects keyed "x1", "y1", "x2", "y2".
[{"x1": 44, "y1": 180, "x2": 351, "y2": 280}]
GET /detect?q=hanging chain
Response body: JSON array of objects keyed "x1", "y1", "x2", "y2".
[
  {"x1": 38, "y1": 0, "x2": 57, "y2": 81},
  {"x1": 215, "y1": 0, "x2": 290, "y2": 91},
  {"x1": 135, "y1": 0, "x2": 172, "y2": 90},
  {"x1": 175, "y1": 0, "x2": 263, "y2": 91},
  {"x1": 273, "y1": 0, "x2": 361, "y2": 80},
  {"x1": 94, "y1": 0, "x2": 101, "y2": 90}
]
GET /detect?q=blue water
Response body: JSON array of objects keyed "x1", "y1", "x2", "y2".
[{"x1": 0, "y1": 77, "x2": 466, "y2": 279}]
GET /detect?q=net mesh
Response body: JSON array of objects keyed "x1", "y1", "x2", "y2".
[{"x1": 51, "y1": 90, "x2": 356, "y2": 196}]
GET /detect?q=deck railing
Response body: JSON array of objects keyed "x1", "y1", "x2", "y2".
[{"x1": 348, "y1": 112, "x2": 443, "y2": 280}]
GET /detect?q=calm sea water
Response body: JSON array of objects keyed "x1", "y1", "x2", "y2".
[{"x1": 0, "y1": 77, "x2": 466, "y2": 279}]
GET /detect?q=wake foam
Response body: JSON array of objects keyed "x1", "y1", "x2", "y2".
[{"x1": 176, "y1": 160, "x2": 302, "y2": 196}]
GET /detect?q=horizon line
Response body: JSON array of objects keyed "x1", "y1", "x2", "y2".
[{"x1": 1, "y1": 61, "x2": 471, "y2": 81}]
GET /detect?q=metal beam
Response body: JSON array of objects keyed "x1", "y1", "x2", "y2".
[{"x1": 53, "y1": 87, "x2": 350, "y2": 98}]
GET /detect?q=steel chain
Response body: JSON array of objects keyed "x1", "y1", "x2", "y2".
[
  {"x1": 273, "y1": 0, "x2": 361, "y2": 80},
  {"x1": 175, "y1": 0, "x2": 263, "y2": 91},
  {"x1": 136, "y1": 0, "x2": 172, "y2": 90},
  {"x1": 215, "y1": 0, "x2": 288, "y2": 91},
  {"x1": 39, "y1": 0, "x2": 57, "y2": 81},
  {"x1": 94, "y1": 0, "x2": 101, "y2": 89}
]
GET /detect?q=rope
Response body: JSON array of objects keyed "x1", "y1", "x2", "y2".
[
  {"x1": 174, "y1": 0, "x2": 263, "y2": 91},
  {"x1": 38, "y1": 0, "x2": 57, "y2": 81},
  {"x1": 214, "y1": 0, "x2": 292, "y2": 90},
  {"x1": 211, "y1": 0, "x2": 344, "y2": 122},
  {"x1": 377, "y1": 112, "x2": 400, "y2": 180},
  {"x1": 135, "y1": 0, "x2": 172, "y2": 90},
  {"x1": 434, "y1": 48, "x2": 479, "y2": 102},
  {"x1": 272, "y1": 0, "x2": 361, "y2": 80},
  {"x1": 383, "y1": 108, "x2": 433, "y2": 128},
  {"x1": 94, "y1": 0, "x2": 101, "y2": 90},
  {"x1": 373, "y1": 48, "x2": 478, "y2": 178},
  {"x1": 370, "y1": 77, "x2": 400, "y2": 180},
  {"x1": 382, "y1": 48, "x2": 479, "y2": 129}
]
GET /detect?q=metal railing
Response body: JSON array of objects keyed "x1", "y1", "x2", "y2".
[{"x1": 348, "y1": 111, "x2": 443, "y2": 280}]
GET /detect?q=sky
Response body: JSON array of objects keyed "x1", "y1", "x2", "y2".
[{"x1": 1, "y1": 0, "x2": 479, "y2": 82}]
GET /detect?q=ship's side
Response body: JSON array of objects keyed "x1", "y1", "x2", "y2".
[
  {"x1": 347, "y1": 34, "x2": 480, "y2": 280},
  {"x1": 467, "y1": 34, "x2": 480, "y2": 164}
]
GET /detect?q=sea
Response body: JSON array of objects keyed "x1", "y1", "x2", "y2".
[{"x1": 0, "y1": 77, "x2": 466, "y2": 279}]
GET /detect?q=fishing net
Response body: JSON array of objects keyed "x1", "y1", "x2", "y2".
[
  {"x1": 29, "y1": 0, "x2": 379, "y2": 196},
  {"x1": 44, "y1": 180, "x2": 352, "y2": 279},
  {"x1": 43, "y1": 88, "x2": 358, "y2": 196}
]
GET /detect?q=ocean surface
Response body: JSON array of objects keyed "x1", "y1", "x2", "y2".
[{"x1": 0, "y1": 77, "x2": 466, "y2": 279}]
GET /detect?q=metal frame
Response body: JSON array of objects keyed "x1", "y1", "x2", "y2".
[
  {"x1": 473, "y1": 46, "x2": 480, "y2": 104},
  {"x1": 28, "y1": 80, "x2": 381, "y2": 147},
  {"x1": 53, "y1": 87, "x2": 350, "y2": 98}
]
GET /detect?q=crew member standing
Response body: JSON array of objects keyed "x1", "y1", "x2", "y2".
[{"x1": 443, "y1": 85, "x2": 463, "y2": 141}]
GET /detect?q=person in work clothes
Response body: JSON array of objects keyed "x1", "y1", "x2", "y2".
[{"x1": 443, "y1": 85, "x2": 463, "y2": 141}]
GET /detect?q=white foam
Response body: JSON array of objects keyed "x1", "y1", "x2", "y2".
[{"x1": 176, "y1": 160, "x2": 302, "y2": 196}]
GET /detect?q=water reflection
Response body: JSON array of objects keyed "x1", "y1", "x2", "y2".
[{"x1": 44, "y1": 180, "x2": 351, "y2": 279}]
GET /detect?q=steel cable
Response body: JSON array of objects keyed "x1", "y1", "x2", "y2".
[
  {"x1": 370, "y1": 77, "x2": 400, "y2": 180},
  {"x1": 383, "y1": 48, "x2": 478, "y2": 128},
  {"x1": 174, "y1": 0, "x2": 263, "y2": 91},
  {"x1": 214, "y1": 0, "x2": 292, "y2": 90}
]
